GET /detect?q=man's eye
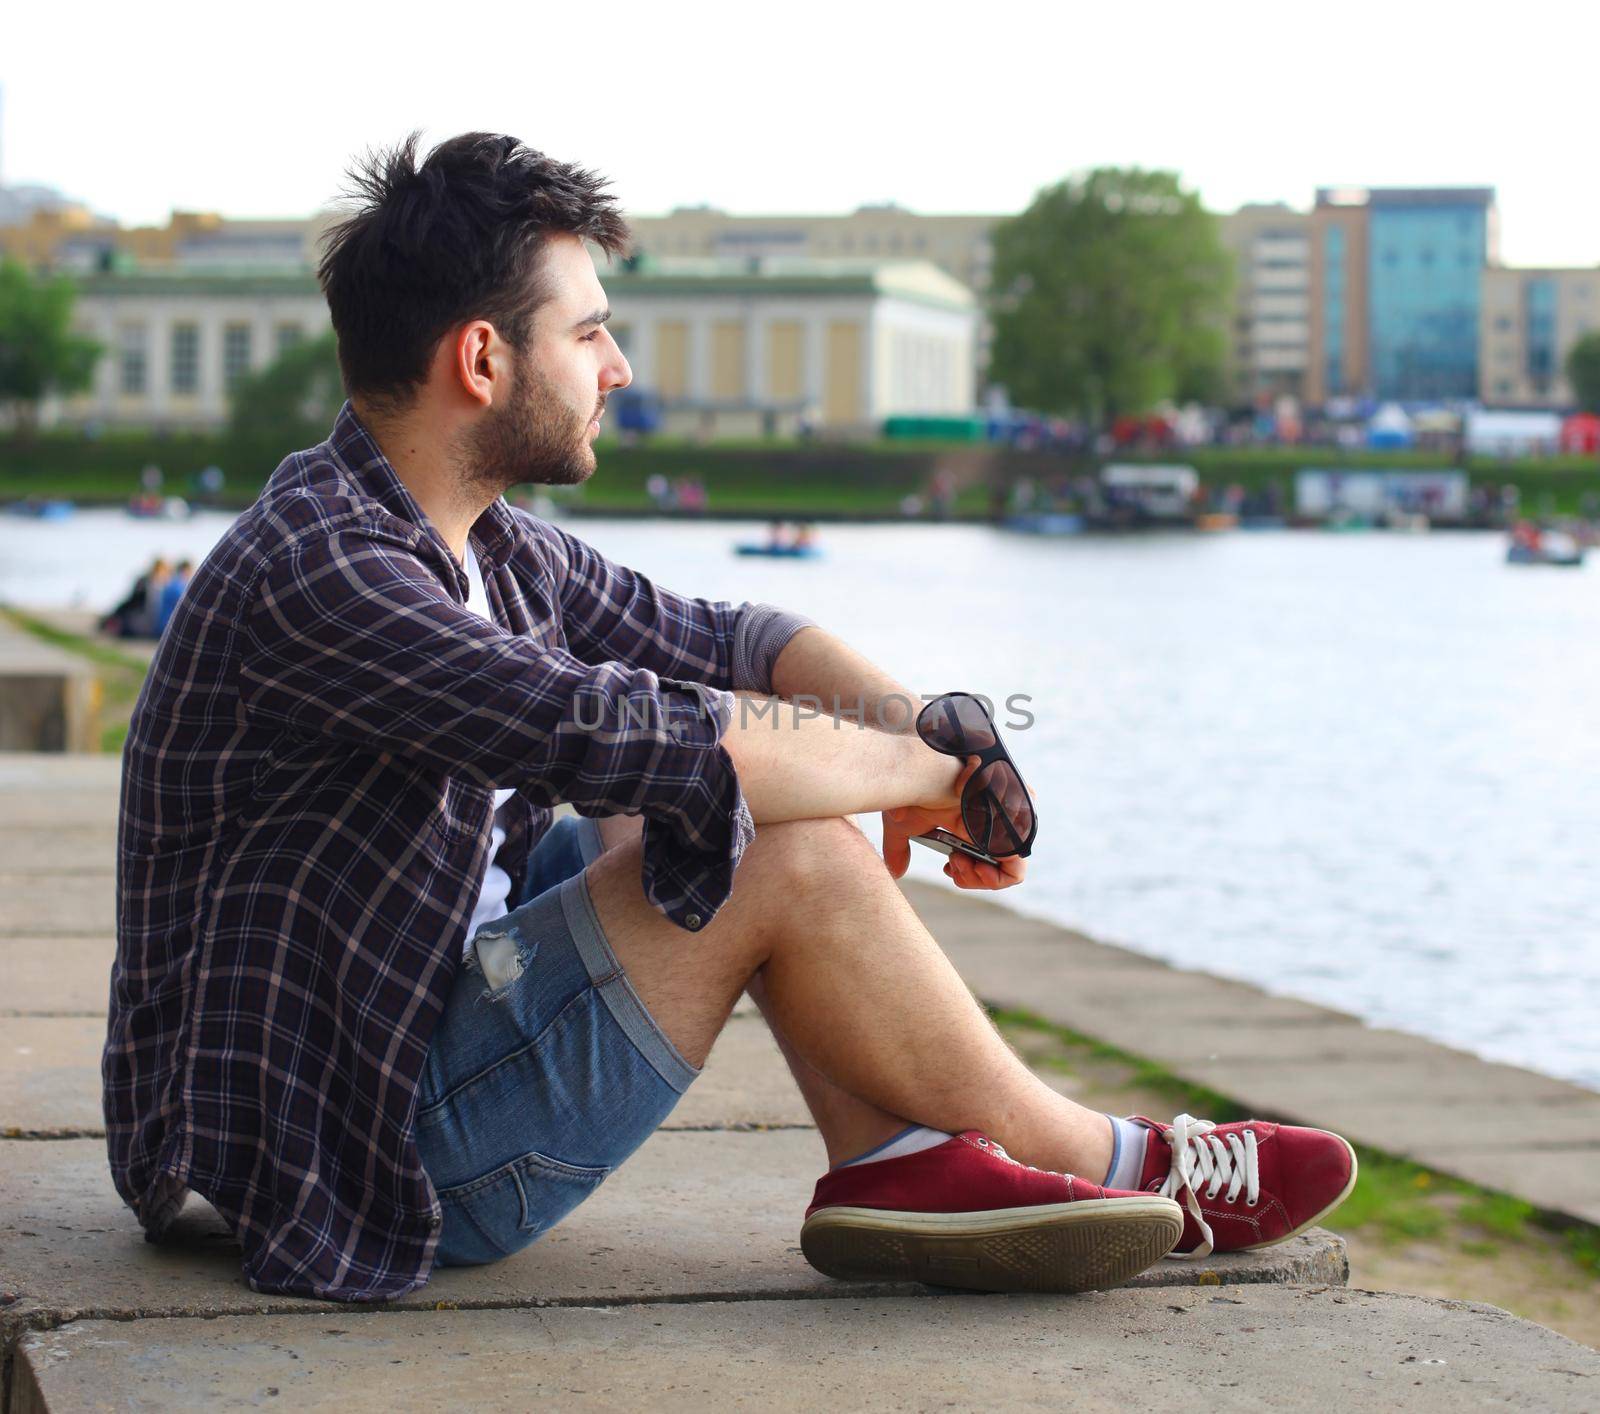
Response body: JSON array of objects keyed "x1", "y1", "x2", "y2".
[{"x1": 581, "y1": 330, "x2": 601, "y2": 342}]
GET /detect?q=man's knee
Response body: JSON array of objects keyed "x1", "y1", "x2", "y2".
[
  {"x1": 595, "y1": 811, "x2": 879, "y2": 907},
  {"x1": 745, "y1": 815, "x2": 880, "y2": 896}
]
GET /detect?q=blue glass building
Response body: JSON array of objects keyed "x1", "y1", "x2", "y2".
[{"x1": 1365, "y1": 189, "x2": 1496, "y2": 401}]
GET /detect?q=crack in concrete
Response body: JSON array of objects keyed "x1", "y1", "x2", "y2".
[
  {"x1": 1, "y1": 1129, "x2": 106, "y2": 1141},
  {"x1": 0, "y1": 1123, "x2": 822, "y2": 1142},
  {"x1": 0, "y1": 1011, "x2": 104, "y2": 1019}
]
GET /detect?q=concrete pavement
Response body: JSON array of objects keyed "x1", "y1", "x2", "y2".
[
  {"x1": 3, "y1": 752, "x2": 1596, "y2": 1409},
  {"x1": 16, "y1": 1289, "x2": 1600, "y2": 1413}
]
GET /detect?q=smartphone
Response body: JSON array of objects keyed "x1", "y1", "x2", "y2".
[{"x1": 911, "y1": 828, "x2": 1000, "y2": 866}]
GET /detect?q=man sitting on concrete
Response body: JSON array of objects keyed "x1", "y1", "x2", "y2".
[{"x1": 105, "y1": 132, "x2": 1356, "y2": 1303}]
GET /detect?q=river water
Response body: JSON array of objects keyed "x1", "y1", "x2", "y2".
[{"x1": 5, "y1": 508, "x2": 1598, "y2": 1090}]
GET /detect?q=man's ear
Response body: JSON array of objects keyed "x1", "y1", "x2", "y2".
[{"x1": 450, "y1": 320, "x2": 502, "y2": 409}]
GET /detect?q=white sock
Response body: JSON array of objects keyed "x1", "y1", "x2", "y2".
[
  {"x1": 1103, "y1": 1115, "x2": 1148, "y2": 1190},
  {"x1": 833, "y1": 1124, "x2": 952, "y2": 1169}
]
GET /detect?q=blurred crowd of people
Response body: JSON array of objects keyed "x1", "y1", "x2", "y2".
[
  {"x1": 100, "y1": 557, "x2": 194, "y2": 640},
  {"x1": 645, "y1": 474, "x2": 709, "y2": 513}
]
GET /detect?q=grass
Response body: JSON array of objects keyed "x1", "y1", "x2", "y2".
[
  {"x1": 4, "y1": 428, "x2": 1597, "y2": 518},
  {"x1": 0, "y1": 605, "x2": 147, "y2": 753},
  {"x1": 988, "y1": 1003, "x2": 1599, "y2": 1279}
]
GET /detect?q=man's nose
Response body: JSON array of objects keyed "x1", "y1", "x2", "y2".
[{"x1": 605, "y1": 349, "x2": 633, "y2": 393}]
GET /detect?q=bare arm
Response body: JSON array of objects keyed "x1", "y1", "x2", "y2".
[
  {"x1": 768, "y1": 626, "x2": 922, "y2": 735},
  {"x1": 727, "y1": 626, "x2": 1023, "y2": 890},
  {"x1": 718, "y1": 693, "x2": 961, "y2": 824}
]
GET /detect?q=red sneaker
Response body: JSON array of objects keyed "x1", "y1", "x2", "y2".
[
  {"x1": 1132, "y1": 1113, "x2": 1358, "y2": 1257},
  {"x1": 801, "y1": 1131, "x2": 1183, "y2": 1294}
]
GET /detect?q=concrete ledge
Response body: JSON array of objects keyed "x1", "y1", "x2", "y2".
[
  {"x1": 0, "y1": 1132, "x2": 1345, "y2": 1371},
  {"x1": 0, "y1": 627, "x2": 102, "y2": 755},
  {"x1": 15, "y1": 1287, "x2": 1598, "y2": 1413}
]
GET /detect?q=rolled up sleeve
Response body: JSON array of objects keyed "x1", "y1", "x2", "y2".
[
  {"x1": 543, "y1": 519, "x2": 814, "y2": 694},
  {"x1": 237, "y1": 527, "x2": 750, "y2": 929},
  {"x1": 731, "y1": 603, "x2": 815, "y2": 694}
]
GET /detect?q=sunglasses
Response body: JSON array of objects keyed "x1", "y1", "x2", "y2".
[{"x1": 912, "y1": 692, "x2": 1036, "y2": 863}]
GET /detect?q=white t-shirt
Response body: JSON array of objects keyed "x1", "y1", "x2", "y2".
[{"x1": 460, "y1": 544, "x2": 518, "y2": 954}]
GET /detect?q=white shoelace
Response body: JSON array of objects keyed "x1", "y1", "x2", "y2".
[{"x1": 1156, "y1": 1114, "x2": 1260, "y2": 1260}]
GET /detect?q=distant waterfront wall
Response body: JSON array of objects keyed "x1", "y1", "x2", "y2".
[{"x1": 1, "y1": 434, "x2": 1596, "y2": 517}]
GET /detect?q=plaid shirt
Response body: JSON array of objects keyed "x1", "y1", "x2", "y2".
[{"x1": 105, "y1": 403, "x2": 808, "y2": 1302}]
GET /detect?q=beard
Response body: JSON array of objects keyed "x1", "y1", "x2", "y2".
[{"x1": 461, "y1": 353, "x2": 601, "y2": 497}]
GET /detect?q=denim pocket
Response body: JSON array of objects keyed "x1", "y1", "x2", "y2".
[{"x1": 435, "y1": 1150, "x2": 611, "y2": 1265}]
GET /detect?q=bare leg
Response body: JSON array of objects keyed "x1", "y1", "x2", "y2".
[
  {"x1": 744, "y1": 970, "x2": 912, "y2": 1166},
  {"x1": 600, "y1": 815, "x2": 912, "y2": 1165},
  {"x1": 586, "y1": 814, "x2": 1113, "y2": 1180}
]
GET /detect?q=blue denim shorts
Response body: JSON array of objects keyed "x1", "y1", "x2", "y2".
[{"x1": 414, "y1": 816, "x2": 701, "y2": 1267}]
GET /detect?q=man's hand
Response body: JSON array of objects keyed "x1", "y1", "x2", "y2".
[
  {"x1": 881, "y1": 756, "x2": 1027, "y2": 891},
  {"x1": 762, "y1": 626, "x2": 1028, "y2": 890}
]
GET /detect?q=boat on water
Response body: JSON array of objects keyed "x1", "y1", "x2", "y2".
[
  {"x1": 738, "y1": 521, "x2": 822, "y2": 558},
  {"x1": 1002, "y1": 512, "x2": 1085, "y2": 536},
  {"x1": 3, "y1": 498, "x2": 75, "y2": 521},
  {"x1": 1507, "y1": 527, "x2": 1584, "y2": 567},
  {"x1": 127, "y1": 494, "x2": 191, "y2": 521},
  {"x1": 734, "y1": 542, "x2": 823, "y2": 559}
]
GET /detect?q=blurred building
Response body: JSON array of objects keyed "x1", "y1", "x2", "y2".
[
  {"x1": 1218, "y1": 204, "x2": 1312, "y2": 404},
  {"x1": 1305, "y1": 187, "x2": 1498, "y2": 402},
  {"x1": 624, "y1": 205, "x2": 999, "y2": 376},
  {"x1": 57, "y1": 272, "x2": 329, "y2": 429},
  {"x1": 603, "y1": 259, "x2": 977, "y2": 436},
  {"x1": 1305, "y1": 198, "x2": 1370, "y2": 404},
  {"x1": 1361, "y1": 187, "x2": 1497, "y2": 400},
  {"x1": 0, "y1": 179, "x2": 103, "y2": 230},
  {"x1": 1479, "y1": 266, "x2": 1600, "y2": 407},
  {"x1": 50, "y1": 260, "x2": 976, "y2": 435},
  {"x1": 0, "y1": 205, "x2": 325, "y2": 272},
  {"x1": 625, "y1": 204, "x2": 997, "y2": 304}
]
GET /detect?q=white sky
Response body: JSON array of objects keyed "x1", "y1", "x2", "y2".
[{"x1": 5, "y1": 0, "x2": 1597, "y2": 267}]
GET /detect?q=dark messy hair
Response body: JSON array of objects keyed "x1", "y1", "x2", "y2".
[{"x1": 317, "y1": 131, "x2": 630, "y2": 409}]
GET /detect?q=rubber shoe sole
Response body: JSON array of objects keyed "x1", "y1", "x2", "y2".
[{"x1": 800, "y1": 1196, "x2": 1184, "y2": 1294}]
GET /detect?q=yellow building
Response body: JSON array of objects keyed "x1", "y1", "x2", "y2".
[
  {"x1": 624, "y1": 205, "x2": 1001, "y2": 377},
  {"x1": 0, "y1": 205, "x2": 323, "y2": 272},
  {"x1": 603, "y1": 259, "x2": 977, "y2": 437}
]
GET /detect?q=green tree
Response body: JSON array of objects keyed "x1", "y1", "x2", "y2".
[
  {"x1": 0, "y1": 258, "x2": 101, "y2": 442},
  {"x1": 226, "y1": 330, "x2": 345, "y2": 469},
  {"x1": 1566, "y1": 331, "x2": 1600, "y2": 414},
  {"x1": 987, "y1": 168, "x2": 1233, "y2": 424}
]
